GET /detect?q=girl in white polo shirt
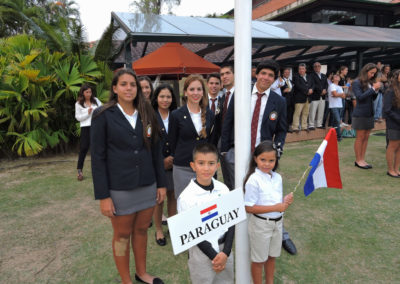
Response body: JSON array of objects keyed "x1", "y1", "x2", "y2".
[{"x1": 243, "y1": 140, "x2": 293, "y2": 284}]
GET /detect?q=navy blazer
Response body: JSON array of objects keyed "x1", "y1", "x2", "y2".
[
  {"x1": 352, "y1": 79, "x2": 378, "y2": 118},
  {"x1": 310, "y1": 72, "x2": 328, "y2": 100},
  {"x1": 383, "y1": 89, "x2": 400, "y2": 130},
  {"x1": 156, "y1": 111, "x2": 172, "y2": 158},
  {"x1": 210, "y1": 96, "x2": 224, "y2": 144},
  {"x1": 91, "y1": 105, "x2": 166, "y2": 200},
  {"x1": 293, "y1": 73, "x2": 314, "y2": 103},
  {"x1": 221, "y1": 90, "x2": 287, "y2": 153},
  {"x1": 169, "y1": 105, "x2": 215, "y2": 167}
]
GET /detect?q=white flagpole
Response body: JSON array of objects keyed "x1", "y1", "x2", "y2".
[{"x1": 234, "y1": 0, "x2": 252, "y2": 282}]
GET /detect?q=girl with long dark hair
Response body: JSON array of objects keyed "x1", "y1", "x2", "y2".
[
  {"x1": 91, "y1": 69, "x2": 166, "y2": 284},
  {"x1": 150, "y1": 84, "x2": 178, "y2": 246},
  {"x1": 75, "y1": 83, "x2": 102, "y2": 181},
  {"x1": 352, "y1": 63, "x2": 382, "y2": 169}
]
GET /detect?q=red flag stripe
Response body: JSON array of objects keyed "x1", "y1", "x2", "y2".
[{"x1": 200, "y1": 204, "x2": 217, "y2": 215}]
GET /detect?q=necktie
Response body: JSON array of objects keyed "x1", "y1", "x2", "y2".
[
  {"x1": 286, "y1": 78, "x2": 292, "y2": 90},
  {"x1": 222, "y1": 91, "x2": 231, "y2": 120},
  {"x1": 210, "y1": 98, "x2": 217, "y2": 113},
  {"x1": 251, "y1": 92, "x2": 264, "y2": 153}
]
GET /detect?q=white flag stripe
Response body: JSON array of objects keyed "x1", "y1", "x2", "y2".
[{"x1": 313, "y1": 162, "x2": 327, "y2": 189}]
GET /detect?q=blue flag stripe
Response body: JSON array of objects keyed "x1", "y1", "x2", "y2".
[
  {"x1": 201, "y1": 211, "x2": 218, "y2": 222},
  {"x1": 304, "y1": 153, "x2": 321, "y2": 196}
]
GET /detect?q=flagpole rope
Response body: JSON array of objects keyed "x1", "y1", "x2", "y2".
[{"x1": 292, "y1": 165, "x2": 312, "y2": 194}]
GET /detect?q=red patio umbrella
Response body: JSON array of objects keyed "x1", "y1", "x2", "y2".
[{"x1": 132, "y1": 43, "x2": 220, "y2": 76}]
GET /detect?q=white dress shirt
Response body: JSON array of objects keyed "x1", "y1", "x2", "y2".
[
  {"x1": 117, "y1": 103, "x2": 138, "y2": 130},
  {"x1": 270, "y1": 78, "x2": 285, "y2": 96},
  {"x1": 188, "y1": 105, "x2": 202, "y2": 134}
]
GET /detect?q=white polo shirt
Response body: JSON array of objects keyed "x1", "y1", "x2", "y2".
[
  {"x1": 244, "y1": 168, "x2": 283, "y2": 219},
  {"x1": 178, "y1": 178, "x2": 229, "y2": 252}
]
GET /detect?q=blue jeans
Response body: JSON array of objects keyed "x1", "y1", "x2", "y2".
[
  {"x1": 330, "y1": 108, "x2": 341, "y2": 139},
  {"x1": 373, "y1": 92, "x2": 382, "y2": 120}
]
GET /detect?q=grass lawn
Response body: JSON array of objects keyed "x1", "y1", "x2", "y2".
[{"x1": 1, "y1": 131, "x2": 399, "y2": 283}]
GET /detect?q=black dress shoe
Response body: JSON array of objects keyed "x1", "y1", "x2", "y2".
[
  {"x1": 282, "y1": 239, "x2": 297, "y2": 255},
  {"x1": 387, "y1": 172, "x2": 400, "y2": 178},
  {"x1": 354, "y1": 162, "x2": 371, "y2": 169},
  {"x1": 155, "y1": 232, "x2": 166, "y2": 246},
  {"x1": 135, "y1": 274, "x2": 164, "y2": 284},
  {"x1": 309, "y1": 127, "x2": 315, "y2": 130}
]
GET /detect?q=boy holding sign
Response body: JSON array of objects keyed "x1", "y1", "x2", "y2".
[{"x1": 177, "y1": 143, "x2": 234, "y2": 284}]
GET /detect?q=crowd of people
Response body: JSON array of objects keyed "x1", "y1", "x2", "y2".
[{"x1": 73, "y1": 58, "x2": 400, "y2": 283}]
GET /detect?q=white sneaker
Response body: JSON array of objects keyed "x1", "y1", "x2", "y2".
[{"x1": 340, "y1": 122, "x2": 349, "y2": 127}]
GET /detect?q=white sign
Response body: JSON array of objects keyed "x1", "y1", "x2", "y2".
[{"x1": 168, "y1": 188, "x2": 247, "y2": 255}]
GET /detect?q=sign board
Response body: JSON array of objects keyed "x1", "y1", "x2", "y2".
[{"x1": 168, "y1": 188, "x2": 247, "y2": 255}]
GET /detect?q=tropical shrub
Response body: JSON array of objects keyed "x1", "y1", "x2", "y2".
[{"x1": 0, "y1": 34, "x2": 111, "y2": 158}]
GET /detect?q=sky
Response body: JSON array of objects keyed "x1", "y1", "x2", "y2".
[{"x1": 74, "y1": 0, "x2": 234, "y2": 41}]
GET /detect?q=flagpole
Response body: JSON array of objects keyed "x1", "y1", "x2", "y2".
[
  {"x1": 234, "y1": 0, "x2": 252, "y2": 282},
  {"x1": 292, "y1": 166, "x2": 312, "y2": 194}
]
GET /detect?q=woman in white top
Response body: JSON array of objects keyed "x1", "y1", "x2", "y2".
[
  {"x1": 75, "y1": 83, "x2": 102, "y2": 181},
  {"x1": 328, "y1": 74, "x2": 346, "y2": 141},
  {"x1": 151, "y1": 84, "x2": 178, "y2": 246}
]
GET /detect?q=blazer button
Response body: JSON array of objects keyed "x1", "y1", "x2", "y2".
[
  {"x1": 166, "y1": 150, "x2": 169, "y2": 153},
  {"x1": 134, "y1": 150, "x2": 139, "y2": 154},
  {"x1": 196, "y1": 137, "x2": 200, "y2": 140},
  {"x1": 166, "y1": 142, "x2": 169, "y2": 145},
  {"x1": 133, "y1": 135, "x2": 137, "y2": 138}
]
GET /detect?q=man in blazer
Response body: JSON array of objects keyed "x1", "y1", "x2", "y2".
[
  {"x1": 292, "y1": 63, "x2": 314, "y2": 132},
  {"x1": 221, "y1": 59, "x2": 297, "y2": 255},
  {"x1": 280, "y1": 67, "x2": 295, "y2": 132},
  {"x1": 218, "y1": 64, "x2": 235, "y2": 191},
  {"x1": 309, "y1": 62, "x2": 328, "y2": 129}
]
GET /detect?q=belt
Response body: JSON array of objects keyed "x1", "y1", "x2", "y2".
[{"x1": 253, "y1": 214, "x2": 282, "y2": 222}]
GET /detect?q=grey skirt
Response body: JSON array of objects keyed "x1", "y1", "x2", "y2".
[
  {"x1": 172, "y1": 165, "x2": 196, "y2": 199},
  {"x1": 387, "y1": 129, "x2": 400, "y2": 140},
  {"x1": 352, "y1": 116, "x2": 374, "y2": 130},
  {"x1": 110, "y1": 182, "x2": 157, "y2": 216}
]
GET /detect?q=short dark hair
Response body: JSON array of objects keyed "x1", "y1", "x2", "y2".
[
  {"x1": 192, "y1": 143, "x2": 218, "y2": 161},
  {"x1": 298, "y1": 63, "x2": 307, "y2": 69},
  {"x1": 220, "y1": 63, "x2": 234, "y2": 74},
  {"x1": 256, "y1": 59, "x2": 280, "y2": 79},
  {"x1": 206, "y1": 73, "x2": 221, "y2": 83}
]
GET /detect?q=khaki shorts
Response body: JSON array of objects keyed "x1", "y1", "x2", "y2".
[{"x1": 248, "y1": 214, "x2": 283, "y2": 262}]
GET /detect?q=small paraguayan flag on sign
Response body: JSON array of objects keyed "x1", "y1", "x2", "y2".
[
  {"x1": 304, "y1": 128, "x2": 343, "y2": 196},
  {"x1": 200, "y1": 204, "x2": 218, "y2": 222}
]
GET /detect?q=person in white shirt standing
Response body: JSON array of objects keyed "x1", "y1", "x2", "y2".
[
  {"x1": 75, "y1": 83, "x2": 102, "y2": 181},
  {"x1": 328, "y1": 75, "x2": 345, "y2": 141}
]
